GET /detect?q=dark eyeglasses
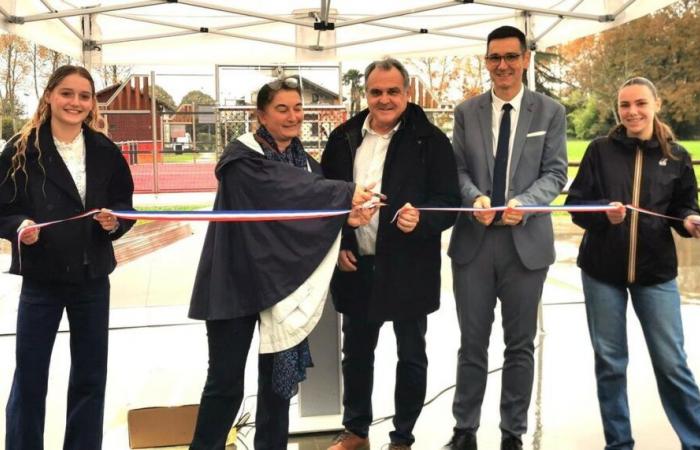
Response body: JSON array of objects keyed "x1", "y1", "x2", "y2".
[
  {"x1": 484, "y1": 53, "x2": 522, "y2": 66},
  {"x1": 267, "y1": 77, "x2": 299, "y2": 90}
]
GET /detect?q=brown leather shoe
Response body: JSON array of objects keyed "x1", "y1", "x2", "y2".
[{"x1": 327, "y1": 430, "x2": 370, "y2": 450}]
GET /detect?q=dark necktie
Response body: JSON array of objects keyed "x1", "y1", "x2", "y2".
[{"x1": 492, "y1": 103, "x2": 513, "y2": 222}]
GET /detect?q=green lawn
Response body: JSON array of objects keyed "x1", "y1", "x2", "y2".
[
  {"x1": 556, "y1": 140, "x2": 700, "y2": 206},
  {"x1": 567, "y1": 140, "x2": 700, "y2": 162}
]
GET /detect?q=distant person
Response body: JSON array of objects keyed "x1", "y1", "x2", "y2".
[
  {"x1": 566, "y1": 76, "x2": 700, "y2": 449},
  {"x1": 446, "y1": 26, "x2": 568, "y2": 450},
  {"x1": 187, "y1": 78, "x2": 376, "y2": 450},
  {"x1": 321, "y1": 57, "x2": 460, "y2": 450},
  {"x1": 0, "y1": 65, "x2": 135, "y2": 450}
]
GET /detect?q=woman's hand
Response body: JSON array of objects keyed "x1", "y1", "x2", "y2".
[
  {"x1": 352, "y1": 182, "x2": 385, "y2": 207},
  {"x1": 606, "y1": 202, "x2": 626, "y2": 225},
  {"x1": 18, "y1": 219, "x2": 39, "y2": 245},
  {"x1": 347, "y1": 203, "x2": 377, "y2": 227},
  {"x1": 683, "y1": 214, "x2": 700, "y2": 238},
  {"x1": 94, "y1": 208, "x2": 119, "y2": 232}
]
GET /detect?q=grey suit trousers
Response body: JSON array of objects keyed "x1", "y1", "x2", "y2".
[{"x1": 451, "y1": 226, "x2": 547, "y2": 438}]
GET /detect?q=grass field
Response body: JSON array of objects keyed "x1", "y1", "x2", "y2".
[
  {"x1": 557, "y1": 140, "x2": 700, "y2": 206},
  {"x1": 568, "y1": 140, "x2": 700, "y2": 162}
]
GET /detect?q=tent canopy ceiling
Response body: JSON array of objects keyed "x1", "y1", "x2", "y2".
[{"x1": 0, "y1": 0, "x2": 676, "y2": 65}]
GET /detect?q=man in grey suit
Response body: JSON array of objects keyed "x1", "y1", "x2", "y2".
[{"x1": 445, "y1": 26, "x2": 567, "y2": 450}]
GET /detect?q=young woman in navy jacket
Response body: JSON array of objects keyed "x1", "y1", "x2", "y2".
[
  {"x1": 0, "y1": 65, "x2": 134, "y2": 450},
  {"x1": 566, "y1": 77, "x2": 700, "y2": 449}
]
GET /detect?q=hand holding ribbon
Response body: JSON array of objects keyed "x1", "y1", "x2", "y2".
[
  {"x1": 17, "y1": 219, "x2": 39, "y2": 245},
  {"x1": 502, "y1": 198, "x2": 524, "y2": 226},
  {"x1": 93, "y1": 208, "x2": 120, "y2": 232},
  {"x1": 396, "y1": 202, "x2": 420, "y2": 233},
  {"x1": 684, "y1": 214, "x2": 700, "y2": 238},
  {"x1": 473, "y1": 195, "x2": 495, "y2": 226},
  {"x1": 606, "y1": 202, "x2": 627, "y2": 225}
]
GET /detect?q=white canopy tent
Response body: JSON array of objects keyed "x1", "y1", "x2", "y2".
[{"x1": 0, "y1": 0, "x2": 678, "y2": 67}]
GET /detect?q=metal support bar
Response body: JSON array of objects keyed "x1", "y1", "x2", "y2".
[
  {"x1": 533, "y1": 0, "x2": 585, "y2": 43},
  {"x1": 21, "y1": 0, "x2": 164, "y2": 22},
  {"x1": 104, "y1": 10, "x2": 270, "y2": 31},
  {"x1": 150, "y1": 71, "x2": 159, "y2": 194},
  {"x1": 333, "y1": 1, "x2": 460, "y2": 28},
  {"x1": 178, "y1": 0, "x2": 313, "y2": 28},
  {"x1": 473, "y1": 0, "x2": 609, "y2": 21},
  {"x1": 40, "y1": 0, "x2": 83, "y2": 40},
  {"x1": 612, "y1": 0, "x2": 638, "y2": 18}
]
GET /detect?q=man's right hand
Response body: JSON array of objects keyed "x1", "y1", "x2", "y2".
[
  {"x1": 18, "y1": 219, "x2": 39, "y2": 245},
  {"x1": 338, "y1": 249, "x2": 358, "y2": 272},
  {"x1": 473, "y1": 195, "x2": 496, "y2": 226}
]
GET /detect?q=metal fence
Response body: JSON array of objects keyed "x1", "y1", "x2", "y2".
[
  {"x1": 218, "y1": 105, "x2": 347, "y2": 160},
  {"x1": 110, "y1": 106, "x2": 699, "y2": 194}
]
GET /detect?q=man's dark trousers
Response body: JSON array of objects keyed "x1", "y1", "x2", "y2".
[{"x1": 340, "y1": 277, "x2": 428, "y2": 447}]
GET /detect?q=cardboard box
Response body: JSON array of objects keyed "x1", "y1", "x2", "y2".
[{"x1": 127, "y1": 404, "x2": 199, "y2": 449}]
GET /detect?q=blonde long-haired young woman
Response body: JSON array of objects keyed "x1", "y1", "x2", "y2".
[{"x1": 0, "y1": 64, "x2": 134, "y2": 450}]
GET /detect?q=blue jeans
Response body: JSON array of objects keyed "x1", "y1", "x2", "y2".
[
  {"x1": 5, "y1": 276, "x2": 110, "y2": 450},
  {"x1": 582, "y1": 271, "x2": 700, "y2": 450}
]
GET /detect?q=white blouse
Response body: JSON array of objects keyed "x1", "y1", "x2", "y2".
[{"x1": 53, "y1": 132, "x2": 86, "y2": 206}]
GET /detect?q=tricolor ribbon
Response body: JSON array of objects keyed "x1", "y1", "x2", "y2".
[
  {"x1": 15, "y1": 207, "x2": 357, "y2": 272},
  {"x1": 390, "y1": 204, "x2": 700, "y2": 225},
  {"x1": 390, "y1": 204, "x2": 619, "y2": 223},
  {"x1": 15, "y1": 203, "x2": 700, "y2": 270}
]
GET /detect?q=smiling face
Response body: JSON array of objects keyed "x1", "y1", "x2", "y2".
[
  {"x1": 486, "y1": 37, "x2": 530, "y2": 100},
  {"x1": 365, "y1": 66, "x2": 409, "y2": 134},
  {"x1": 618, "y1": 83, "x2": 660, "y2": 140},
  {"x1": 257, "y1": 89, "x2": 303, "y2": 149},
  {"x1": 46, "y1": 73, "x2": 95, "y2": 133}
]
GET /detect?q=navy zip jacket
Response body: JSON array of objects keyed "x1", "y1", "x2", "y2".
[{"x1": 566, "y1": 127, "x2": 698, "y2": 286}]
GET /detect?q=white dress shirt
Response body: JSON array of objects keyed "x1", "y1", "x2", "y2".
[
  {"x1": 53, "y1": 132, "x2": 86, "y2": 206},
  {"x1": 491, "y1": 85, "x2": 524, "y2": 199},
  {"x1": 353, "y1": 114, "x2": 399, "y2": 256}
]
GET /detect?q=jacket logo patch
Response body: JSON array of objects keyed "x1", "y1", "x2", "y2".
[{"x1": 659, "y1": 158, "x2": 668, "y2": 166}]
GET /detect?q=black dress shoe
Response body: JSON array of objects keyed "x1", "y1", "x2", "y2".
[
  {"x1": 500, "y1": 436, "x2": 522, "y2": 450},
  {"x1": 443, "y1": 430, "x2": 476, "y2": 450}
]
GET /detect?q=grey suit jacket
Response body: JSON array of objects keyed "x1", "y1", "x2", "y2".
[{"x1": 448, "y1": 88, "x2": 568, "y2": 270}]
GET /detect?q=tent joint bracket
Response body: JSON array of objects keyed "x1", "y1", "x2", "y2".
[
  {"x1": 314, "y1": 21, "x2": 335, "y2": 31},
  {"x1": 8, "y1": 15, "x2": 25, "y2": 24},
  {"x1": 82, "y1": 40, "x2": 100, "y2": 51}
]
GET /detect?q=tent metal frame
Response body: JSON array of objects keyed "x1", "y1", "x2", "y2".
[{"x1": 1, "y1": 0, "x2": 642, "y2": 66}]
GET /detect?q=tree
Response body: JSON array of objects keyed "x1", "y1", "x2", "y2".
[
  {"x1": 342, "y1": 69, "x2": 363, "y2": 116},
  {"x1": 96, "y1": 64, "x2": 132, "y2": 88},
  {"x1": 153, "y1": 85, "x2": 176, "y2": 111},
  {"x1": 553, "y1": 0, "x2": 700, "y2": 138},
  {"x1": 179, "y1": 90, "x2": 215, "y2": 107},
  {"x1": 0, "y1": 35, "x2": 31, "y2": 134},
  {"x1": 408, "y1": 56, "x2": 486, "y2": 104}
]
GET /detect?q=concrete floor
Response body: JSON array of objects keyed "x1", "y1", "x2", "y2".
[{"x1": 1, "y1": 199, "x2": 699, "y2": 449}]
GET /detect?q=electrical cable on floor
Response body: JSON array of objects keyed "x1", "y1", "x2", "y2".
[{"x1": 369, "y1": 342, "x2": 543, "y2": 427}]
